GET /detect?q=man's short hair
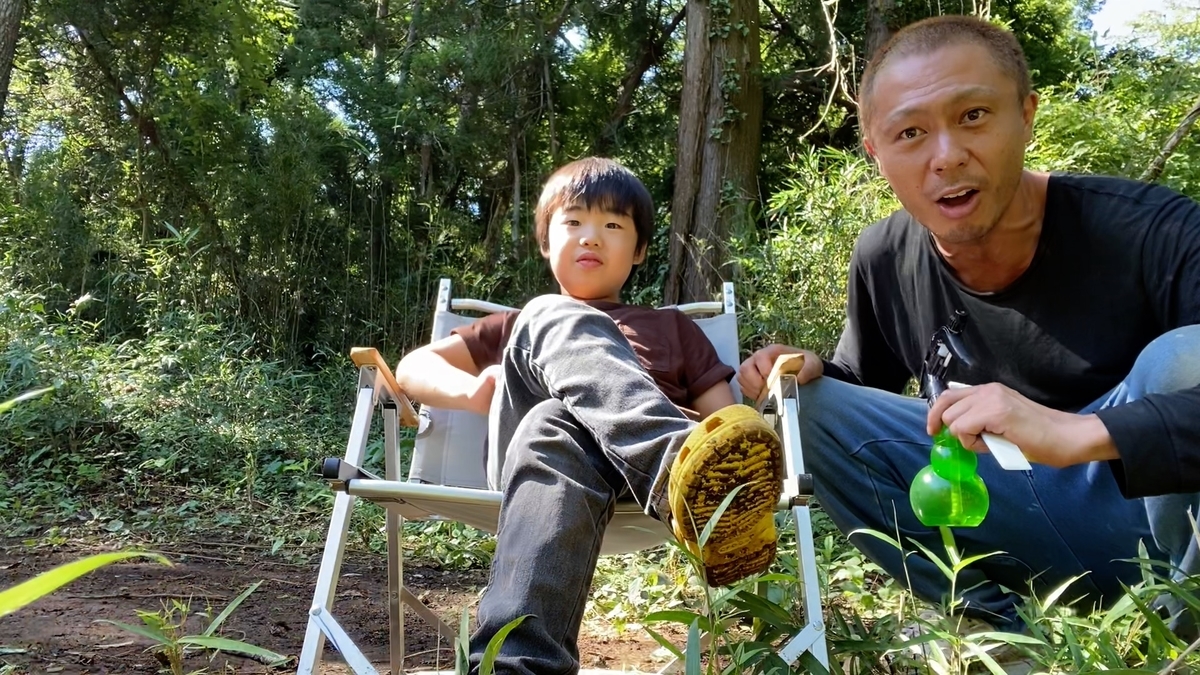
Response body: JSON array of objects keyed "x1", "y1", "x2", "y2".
[
  {"x1": 859, "y1": 15, "x2": 1032, "y2": 130},
  {"x1": 534, "y1": 157, "x2": 654, "y2": 255}
]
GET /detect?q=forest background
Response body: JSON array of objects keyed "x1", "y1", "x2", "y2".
[{"x1": 0, "y1": 0, "x2": 1199, "y2": 668}]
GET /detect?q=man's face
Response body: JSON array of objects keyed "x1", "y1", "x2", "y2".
[{"x1": 863, "y1": 42, "x2": 1037, "y2": 244}]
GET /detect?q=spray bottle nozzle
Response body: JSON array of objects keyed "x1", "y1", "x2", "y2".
[{"x1": 922, "y1": 310, "x2": 972, "y2": 404}]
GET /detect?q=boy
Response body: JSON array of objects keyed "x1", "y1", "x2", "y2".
[{"x1": 395, "y1": 157, "x2": 784, "y2": 675}]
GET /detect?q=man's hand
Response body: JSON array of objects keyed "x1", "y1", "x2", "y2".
[
  {"x1": 739, "y1": 345, "x2": 824, "y2": 400},
  {"x1": 466, "y1": 365, "x2": 503, "y2": 416},
  {"x1": 927, "y1": 383, "x2": 1119, "y2": 468}
]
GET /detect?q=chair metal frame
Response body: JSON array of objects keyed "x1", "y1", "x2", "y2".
[{"x1": 297, "y1": 280, "x2": 827, "y2": 674}]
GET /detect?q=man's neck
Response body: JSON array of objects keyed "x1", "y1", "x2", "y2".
[{"x1": 934, "y1": 171, "x2": 1050, "y2": 293}]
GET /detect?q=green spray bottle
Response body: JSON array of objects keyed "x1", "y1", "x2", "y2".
[{"x1": 909, "y1": 311, "x2": 990, "y2": 527}]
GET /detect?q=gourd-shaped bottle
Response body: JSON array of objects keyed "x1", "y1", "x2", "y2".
[{"x1": 909, "y1": 426, "x2": 989, "y2": 527}]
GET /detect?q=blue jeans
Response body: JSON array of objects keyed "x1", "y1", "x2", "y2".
[
  {"x1": 800, "y1": 325, "x2": 1200, "y2": 630},
  {"x1": 471, "y1": 295, "x2": 696, "y2": 675}
]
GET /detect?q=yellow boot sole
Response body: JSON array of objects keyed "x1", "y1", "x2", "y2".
[{"x1": 668, "y1": 404, "x2": 784, "y2": 587}]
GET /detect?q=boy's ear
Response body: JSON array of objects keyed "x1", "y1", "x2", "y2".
[
  {"x1": 634, "y1": 244, "x2": 647, "y2": 265},
  {"x1": 540, "y1": 239, "x2": 551, "y2": 259}
]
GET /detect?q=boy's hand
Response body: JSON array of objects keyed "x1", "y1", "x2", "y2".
[
  {"x1": 739, "y1": 345, "x2": 822, "y2": 399},
  {"x1": 466, "y1": 365, "x2": 503, "y2": 416}
]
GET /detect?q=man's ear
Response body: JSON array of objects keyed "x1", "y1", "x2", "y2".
[{"x1": 1022, "y1": 92, "x2": 1039, "y2": 141}]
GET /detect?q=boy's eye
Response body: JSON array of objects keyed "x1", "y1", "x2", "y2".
[
  {"x1": 898, "y1": 127, "x2": 923, "y2": 141},
  {"x1": 564, "y1": 220, "x2": 579, "y2": 227},
  {"x1": 606, "y1": 222, "x2": 622, "y2": 229}
]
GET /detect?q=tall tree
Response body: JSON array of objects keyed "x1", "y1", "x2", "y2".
[
  {"x1": 0, "y1": 0, "x2": 23, "y2": 119},
  {"x1": 865, "y1": 0, "x2": 895, "y2": 57},
  {"x1": 666, "y1": 0, "x2": 763, "y2": 304}
]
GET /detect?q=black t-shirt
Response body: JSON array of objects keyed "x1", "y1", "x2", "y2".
[{"x1": 824, "y1": 173, "x2": 1200, "y2": 498}]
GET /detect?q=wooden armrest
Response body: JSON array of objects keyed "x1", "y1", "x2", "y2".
[
  {"x1": 350, "y1": 347, "x2": 420, "y2": 427},
  {"x1": 755, "y1": 353, "x2": 806, "y2": 405}
]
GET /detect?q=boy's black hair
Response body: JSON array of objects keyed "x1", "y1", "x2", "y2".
[{"x1": 534, "y1": 157, "x2": 654, "y2": 255}]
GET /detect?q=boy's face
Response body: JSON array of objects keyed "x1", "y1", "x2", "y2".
[{"x1": 543, "y1": 204, "x2": 646, "y2": 303}]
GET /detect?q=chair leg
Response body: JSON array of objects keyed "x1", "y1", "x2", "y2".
[
  {"x1": 401, "y1": 586, "x2": 459, "y2": 640},
  {"x1": 308, "y1": 606, "x2": 382, "y2": 675},
  {"x1": 297, "y1": 387, "x2": 377, "y2": 675},
  {"x1": 384, "y1": 406, "x2": 405, "y2": 675},
  {"x1": 771, "y1": 381, "x2": 830, "y2": 669}
]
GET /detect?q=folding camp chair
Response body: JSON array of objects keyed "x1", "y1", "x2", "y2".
[{"x1": 296, "y1": 279, "x2": 828, "y2": 675}]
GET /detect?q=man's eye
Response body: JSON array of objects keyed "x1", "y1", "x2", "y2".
[{"x1": 963, "y1": 108, "x2": 987, "y2": 122}]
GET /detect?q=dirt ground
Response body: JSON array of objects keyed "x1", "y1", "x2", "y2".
[{"x1": 0, "y1": 541, "x2": 673, "y2": 674}]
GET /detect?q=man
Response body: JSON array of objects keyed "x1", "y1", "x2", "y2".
[{"x1": 740, "y1": 15, "x2": 1200, "y2": 634}]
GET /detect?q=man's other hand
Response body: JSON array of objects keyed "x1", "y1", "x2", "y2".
[{"x1": 739, "y1": 345, "x2": 823, "y2": 400}]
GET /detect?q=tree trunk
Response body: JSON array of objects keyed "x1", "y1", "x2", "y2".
[
  {"x1": 2, "y1": 126, "x2": 23, "y2": 188},
  {"x1": 1141, "y1": 93, "x2": 1200, "y2": 184},
  {"x1": 369, "y1": 0, "x2": 392, "y2": 338},
  {"x1": 396, "y1": 0, "x2": 420, "y2": 90},
  {"x1": 865, "y1": 0, "x2": 895, "y2": 59},
  {"x1": 0, "y1": 0, "x2": 23, "y2": 120},
  {"x1": 510, "y1": 131, "x2": 521, "y2": 254},
  {"x1": 666, "y1": 0, "x2": 763, "y2": 305}
]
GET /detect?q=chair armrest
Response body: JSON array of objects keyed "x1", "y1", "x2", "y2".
[
  {"x1": 350, "y1": 347, "x2": 420, "y2": 427},
  {"x1": 755, "y1": 353, "x2": 806, "y2": 405}
]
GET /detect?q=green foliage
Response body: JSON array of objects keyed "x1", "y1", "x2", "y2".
[
  {"x1": 0, "y1": 551, "x2": 170, "y2": 618},
  {"x1": 2, "y1": 1, "x2": 1199, "y2": 672},
  {"x1": 455, "y1": 610, "x2": 530, "y2": 675},
  {"x1": 1028, "y1": 5, "x2": 1200, "y2": 196},
  {"x1": 0, "y1": 272, "x2": 351, "y2": 526},
  {"x1": 639, "y1": 517, "x2": 1200, "y2": 674},
  {"x1": 99, "y1": 581, "x2": 290, "y2": 674},
  {"x1": 732, "y1": 148, "x2": 898, "y2": 356}
]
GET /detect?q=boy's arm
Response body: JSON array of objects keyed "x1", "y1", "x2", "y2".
[
  {"x1": 692, "y1": 381, "x2": 736, "y2": 420},
  {"x1": 395, "y1": 334, "x2": 499, "y2": 416}
]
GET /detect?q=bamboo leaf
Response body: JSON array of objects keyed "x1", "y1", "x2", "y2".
[
  {"x1": 479, "y1": 615, "x2": 529, "y2": 675},
  {"x1": 643, "y1": 625, "x2": 684, "y2": 661},
  {"x1": 0, "y1": 551, "x2": 170, "y2": 618},
  {"x1": 699, "y1": 483, "x2": 748, "y2": 548},
  {"x1": 177, "y1": 636, "x2": 289, "y2": 665},
  {"x1": 0, "y1": 386, "x2": 55, "y2": 414},
  {"x1": 203, "y1": 580, "x2": 262, "y2": 636},
  {"x1": 685, "y1": 618, "x2": 702, "y2": 675},
  {"x1": 95, "y1": 619, "x2": 172, "y2": 646}
]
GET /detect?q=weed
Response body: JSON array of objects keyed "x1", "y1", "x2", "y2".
[{"x1": 99, "y1": 581, "x2": 289, "y2": 674}]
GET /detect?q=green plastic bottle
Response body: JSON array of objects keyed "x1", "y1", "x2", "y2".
[{"x1": 909, "y1": 427, "x2": 990, "y2": 527}]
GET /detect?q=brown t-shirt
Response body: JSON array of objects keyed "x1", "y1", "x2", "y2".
[{"x1": 451, "y1": 300, "x2": 734, "y2": 408}]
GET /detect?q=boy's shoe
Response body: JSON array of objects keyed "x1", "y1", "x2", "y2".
[{"x1": 666, "y1": 404, "x2": 784, "y2": 587}]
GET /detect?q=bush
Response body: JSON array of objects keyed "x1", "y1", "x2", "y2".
[
  {"x1": 731, "y1": 148, "x2": 899, "y2": 357},
  {"x1": 0, "y1": 275, "x2": 352, "y2": 525}
]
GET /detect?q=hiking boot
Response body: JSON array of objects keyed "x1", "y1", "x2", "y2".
[{"x1": 666, "y1": 404, "x2": 784, "y2": 587}]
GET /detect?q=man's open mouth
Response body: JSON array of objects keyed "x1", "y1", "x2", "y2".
[{"x1": 938, "y1": 188, "x2": 978, "y2": 207}]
